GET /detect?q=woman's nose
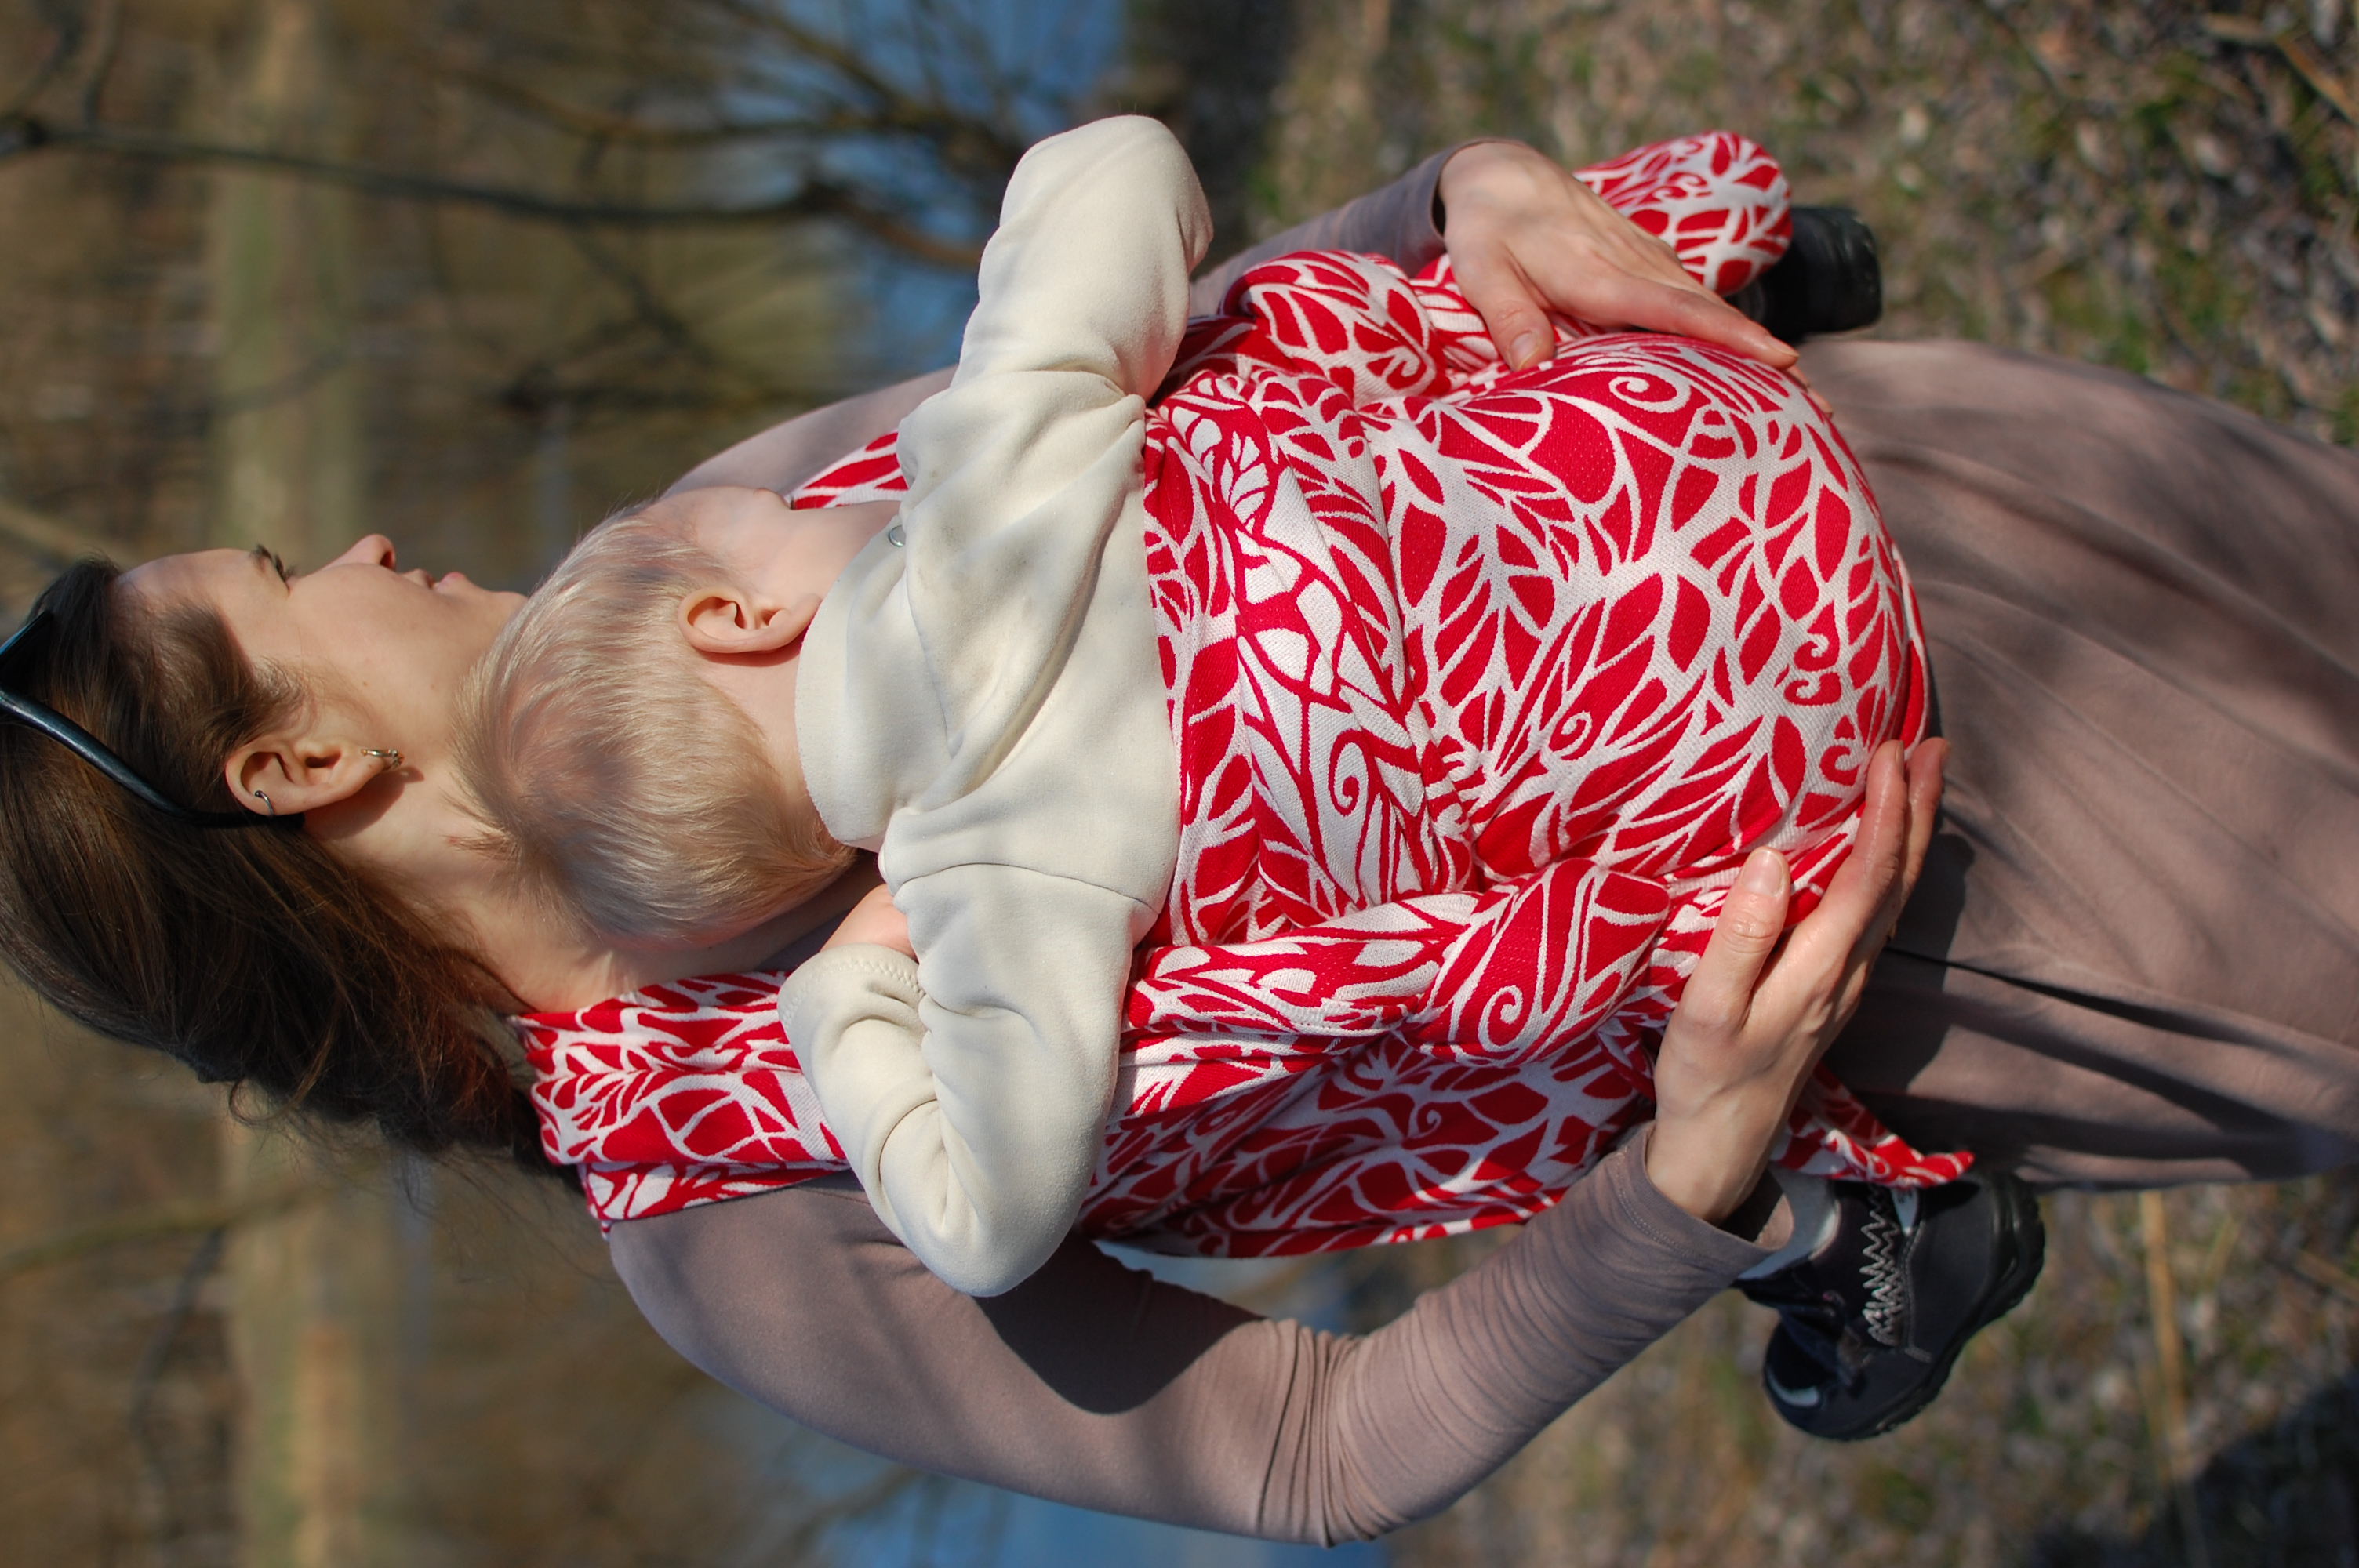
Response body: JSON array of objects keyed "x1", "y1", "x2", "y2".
[{"x1": 326, "y1": 534, "x2": 399, "y2": 570}]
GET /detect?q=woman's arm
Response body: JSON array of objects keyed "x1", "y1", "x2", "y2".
[
  {"x1": 664, "y1": 369, "x2": 952, "y2": 497},
  {"x1": 666, "y1": 135, "x2": 1792, "y2": 499},
  {"x1": 1183, "y1": 145, "x2": 1470, "y2": 313},
  {"x1": 611, "y1": 1136, "x2": 1762, "y2": 1545},
  {"x1": 1192, "y1": 140, "x2": 1794, "y2": 370},
  {"x1": 613, "y1": 742, "x2": 1943, "y2": 1541}
]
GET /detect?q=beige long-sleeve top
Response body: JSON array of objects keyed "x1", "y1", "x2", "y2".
[
  {"x1": 615, "y1": 1132, "x2": 1769, "y2": 1544},
  {"x1": 780, "y1": 118, "x2": 1209, "y2": 1296}
]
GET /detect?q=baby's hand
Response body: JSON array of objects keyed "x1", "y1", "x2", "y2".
[{"x1": 825, "y1": 882, "x2": 915, "y2": 959}]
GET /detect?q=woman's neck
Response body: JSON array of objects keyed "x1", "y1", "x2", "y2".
[
  {"x1": 478, "y1": 857, "x2": 883, "y2": 1014},
  {"x1": 314, "y1": 764, "x2": 881, "y2": 1012}
]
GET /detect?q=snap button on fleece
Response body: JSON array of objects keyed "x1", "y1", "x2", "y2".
[{"x1": 885, "y1": 524, "x2": 906, "y2": 547}]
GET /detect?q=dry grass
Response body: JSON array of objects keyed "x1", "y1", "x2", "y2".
[
  {"x1": 1387, "y1": 1182, "x2": 2359, "y2": 1566},
  {"x1": 1247, "y1": 0, "x2": 2357, "y2": 441}
]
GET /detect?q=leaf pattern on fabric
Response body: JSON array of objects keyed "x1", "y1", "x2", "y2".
[{"x1": 523, "y1": 132, "x2": 1967, "y2": 1255}]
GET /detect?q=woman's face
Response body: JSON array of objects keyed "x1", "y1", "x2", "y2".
[{"x1": 119, "y1": 534, "x2": 525, "y2": 753}]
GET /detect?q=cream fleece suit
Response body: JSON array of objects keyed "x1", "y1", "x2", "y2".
[{"x1": 779, "y1": 118, "x2": 1206, "y2": 1295}]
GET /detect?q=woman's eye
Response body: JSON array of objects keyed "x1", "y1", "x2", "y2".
[{"x1": 268, "y1": 551, "x2": 291, "y2": 582}]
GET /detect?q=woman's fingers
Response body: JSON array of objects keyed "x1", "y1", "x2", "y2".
[
  {"x1": 1776, "y1": 737, "x2": 1946, "y2": 1032},
  {"x1": 1645, "y1": 739, "x2": 1943, "y2": 1221},
  {"x1": 1678, "y1": 848, "x2": 1792, "y2": 1040},
  {"x1": 1438, "y1": 141, "x2": 1799, "y2": 371},
  {"x1": 824, "y1": 883, "x2": 915, "y2": 958},
  {"x1": 1848, "y1": 737, "x2": 1947, "y2": 971},
  {"x1": 1461, "y1": 241, "x2": 1796, "y2": 370},
  {"x1": 1448, "y1": 249, "x2": 1558, "y2": 372},
  {"x1": 1898, "y1": 739, "x2": 1948, "y2": 909},
  {"x1": 1537, "y1": 263, "x2": 1797, "y2": 368},
  {"x1": 1771, "y1": 742, "x2": 1910, "y2": 986}
]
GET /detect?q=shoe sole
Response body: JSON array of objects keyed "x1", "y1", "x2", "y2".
[{"x1": 1822, "y1": 1171, "x2": 2047, "y2": 1443}]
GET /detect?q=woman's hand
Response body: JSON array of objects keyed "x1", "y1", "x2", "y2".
[
  {"x1": 823, "y1": 881, "x2": 915, "y2": 960},
  {"x1": 1438, "y1": 140, "x2": 1798, "y2": 373},
  {"x1": 1646, "y1": 739, "x2": 1946, "y2": 1223}
]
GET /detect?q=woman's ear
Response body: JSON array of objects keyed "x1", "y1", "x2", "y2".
[
  {"x1": 224, "y1": 730, "x2": 387, "y2": 819},
  {"x1": 678, "y1": 586, "x2": 822, "y2": 657}
]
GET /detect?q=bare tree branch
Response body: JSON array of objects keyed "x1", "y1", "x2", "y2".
[
  {"x1": 2204, "y1": 13, "x2": 2359, "y2": 128},
  {"x1": 0, "y1": 492, "x2": 106, "y2": 565},
  {"x1": 0, "y1": 114, "x2": 983, "y2": 267},
  {"x1": 0, "y1": 1181, "x2": 318, "y2": 1283},
  {"x1": 1, "y1": 2, "x2": 78, "y2": 121},
  {"x1": 700, "y1": 0, "x2": 1028, "y2": 174},
  {"x1": 126, "y1": 1225, "x2": 227, "y2": 1547},
  {"x1": 67, "y1": 0, "x2": 118, "y2": 125},
  {"x1": 439, "y1": 56, "x2": 1009, "y2": 160}
]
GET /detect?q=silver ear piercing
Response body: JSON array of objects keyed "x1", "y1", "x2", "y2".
[
  {"x1": 365, "y1": 748, "x2": 403, "y2": 771},
  {"x1": 253, "y1": 789, "x2": 275, "y2": 816}
]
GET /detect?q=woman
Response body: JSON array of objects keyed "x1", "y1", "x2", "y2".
[{"x1": 0, "y1": 138, "x2": 2352, "y2": 1544}]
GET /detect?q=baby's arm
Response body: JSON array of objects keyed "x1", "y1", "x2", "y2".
[{"x1": 784, "y1": 118, "x2": 1209, "y2": 1296}]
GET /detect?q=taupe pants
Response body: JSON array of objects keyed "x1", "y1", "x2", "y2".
[{"x1": 1816, "y1": 339, "x2": 2359, "y2": 1186}]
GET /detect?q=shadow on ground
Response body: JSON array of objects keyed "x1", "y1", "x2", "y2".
[{"x1": 2033, "y1": 1371, "x2": 2359, "y2": 1568}]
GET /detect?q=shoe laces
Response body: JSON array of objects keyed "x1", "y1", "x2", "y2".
[
  {"x1": 1757, "y1": 1185, "x2": 1923, "y2": 1396},
  {"x1": 1857, "y1": 1187, "x2": 1917, "y2": 1349}
]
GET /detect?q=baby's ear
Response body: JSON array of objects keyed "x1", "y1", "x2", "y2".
[{"x1": 678, "y1": 585, "x2": 821, "y2": 656}]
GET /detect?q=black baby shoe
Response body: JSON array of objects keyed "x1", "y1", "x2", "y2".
[
  {"x1": 1743, "y1": 205, "x2": 1884, "y2": 345},
  {"x1": 1739, "y1": 1170, "x2": 2045, "y2": 1441}
]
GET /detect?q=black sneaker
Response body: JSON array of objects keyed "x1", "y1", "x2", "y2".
[
  {"x1": 1743, "y1": 205, "x2": 1884, "y2": 345},
  {"x1": 1739, "y1": 1170, "x2": 2045, "y2": 1441}
]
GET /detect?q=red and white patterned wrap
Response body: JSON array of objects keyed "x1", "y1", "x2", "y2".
[{"x1": 521, "y1": 132, "x2": 1969, "y2": 1254}]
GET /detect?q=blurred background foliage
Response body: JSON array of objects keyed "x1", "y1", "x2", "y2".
[{"x1": 0, "y1": 0, "x2": 2353, "y2": 1564}]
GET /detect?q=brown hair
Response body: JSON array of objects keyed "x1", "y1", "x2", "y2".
[
  {"x1": 457, "y1": 509, "x2": 848, "y2": 947},
  {"x1": 0, "y1": 560, "x2": 558, "y2": 1176}
]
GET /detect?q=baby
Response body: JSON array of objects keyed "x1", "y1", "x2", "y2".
[
  {"x1": 471, "y1": 118, "x2": 1203, "y2": 1298},
  {"x1": 460, "y1": 485, "x2": 887, "y2": 949},
  {"x1": 467, "y1": 118, "x2": 1933, "y2": 1303}
]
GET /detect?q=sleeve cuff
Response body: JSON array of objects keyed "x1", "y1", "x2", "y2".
[
  {"x1": 776, "y1": 943, "x2": 923, "y2": 1037},
  {"x1": 1597, "y1": 1124, "x2": 1776, "y2": 1279}
]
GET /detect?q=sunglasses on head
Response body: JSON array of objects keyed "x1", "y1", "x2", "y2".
[{"x1": 0, "y1": 607, "x2": 294, "y2": 830}]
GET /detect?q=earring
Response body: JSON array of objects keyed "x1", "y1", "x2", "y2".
[
  {"x1": 365, "y1": 748, "x2": 402, "y2": 771},
  {"x1": 253, "y1": 789, "x2": 275, "y2": 817}
]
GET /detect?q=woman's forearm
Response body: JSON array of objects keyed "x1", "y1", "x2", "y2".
[
  {"x1": 608, "y1": 1136, "x2": 1765, "y2": 1545},
  {"x1": 1185, "y1": 144, "x2": 1481, "y2": 315},
  {"x1": 663, "y1": 368, "x2": 951, "y2": 498},
  {"x1": 663, "y1": 146, "x2": 1480, "y2": 499}
]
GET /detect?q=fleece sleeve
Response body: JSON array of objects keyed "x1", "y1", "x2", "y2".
[{"x1": 784, "y1": 118, "x2": 1208, "y2": 1296}]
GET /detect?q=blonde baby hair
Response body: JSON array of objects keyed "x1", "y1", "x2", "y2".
[{"x1": 458, "y1": 507, "x2": 847, "y2": 946}]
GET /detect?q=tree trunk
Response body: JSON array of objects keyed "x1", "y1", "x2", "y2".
[
  {"x1": 218, "y1": 1128, "x2": 412, "y2": 1568},
  {"x1": 206, "y1": 2, "x2": 409, "y2": 1563},
  {"x1": 208, "y1": 0, "x2": 364, "y2": 561}
]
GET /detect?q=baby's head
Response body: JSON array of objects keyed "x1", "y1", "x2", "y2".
[{"x1": 460, "y1": 487, "x2": 889, "y2": 947}]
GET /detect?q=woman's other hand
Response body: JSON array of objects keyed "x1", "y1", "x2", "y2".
[
  {"x1": 1646, "y1": 739, "x2": 1946, "y2": 1223},
  {"x1": 823, "y1": 881, "x2": 916, "y2": 960},
  {"x1": 1438, "y1": 140, "x2": 1798, "y2": 373}
]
